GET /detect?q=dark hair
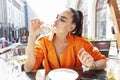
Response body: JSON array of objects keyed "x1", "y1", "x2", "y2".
[{"x1": 69, "y1": 8, "x2": 83, "y2": 37}]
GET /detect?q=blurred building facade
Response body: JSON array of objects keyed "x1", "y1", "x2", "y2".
[
  {"x1": 24, "y1": 1, "x2": 38, "y2": 30},
  {"x1": 0, "y1": 0, "x2": 37, "y2": 42}
]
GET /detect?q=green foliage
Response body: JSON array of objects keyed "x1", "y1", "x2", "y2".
[{"x1": 85, "y1": 36, "x2": 96, "y2": 41}]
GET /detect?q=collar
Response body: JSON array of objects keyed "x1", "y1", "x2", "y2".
[{"x1": 48, "y1": 33, "x2": 75, "y2": 46}]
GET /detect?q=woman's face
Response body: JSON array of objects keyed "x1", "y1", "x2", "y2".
[{"x1": 54, "y1": 9, "x2": 76, "y2": 34}]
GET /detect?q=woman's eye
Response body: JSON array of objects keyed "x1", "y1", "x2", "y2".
[
  {"x1": 60, "y1": 18, "x2": 66, "y2": 22},
  {"x1": 56, "y1": 16, "x2": 58, "y2": 19}
]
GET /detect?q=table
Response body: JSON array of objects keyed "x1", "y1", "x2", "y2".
[
  {"x1": 1, "y1": 50, "x2": 120, "y2": 80},
  {"x1": 0, "y1": 56, "x2": 106, "y2": 80},
  {"x1": 22, "y1": 67, "x2": 106, "y2": 80}
]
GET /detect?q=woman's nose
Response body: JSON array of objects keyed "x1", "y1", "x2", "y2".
[{"x1": 54, "y1": 18, "x2": 58, "y2": 24}]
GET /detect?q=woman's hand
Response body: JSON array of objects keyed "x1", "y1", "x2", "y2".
[
  {"x1": 78, "y1": 48, "x2": 95, "y2": 69},
  {"x1": 30, "y1": 18, "x2": 43, "y2": 36}
]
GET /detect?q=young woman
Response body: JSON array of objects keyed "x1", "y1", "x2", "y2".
[{"x1": 24, "y1": 8, "x2": 106, "y2": 72}]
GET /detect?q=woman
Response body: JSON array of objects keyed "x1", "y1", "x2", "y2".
[{"x1": 24, "y1": 8, "x2": 106, "y2": 72}]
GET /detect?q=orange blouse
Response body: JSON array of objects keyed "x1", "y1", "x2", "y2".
[{"x1": 33, "y1": 33, "x2": 106, "y2": 71}]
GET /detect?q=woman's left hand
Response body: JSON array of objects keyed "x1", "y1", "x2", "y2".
[{"x1": 78, "y1": 48, "x2": 95, "y2": 69}]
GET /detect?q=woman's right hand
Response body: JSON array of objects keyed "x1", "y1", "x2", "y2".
[
  {"x1": 24, "y1": 19, "x2": 43, "y2": 72},
  {"x1": 30, "y1": 18, "x2": 43, "y2": 36}
]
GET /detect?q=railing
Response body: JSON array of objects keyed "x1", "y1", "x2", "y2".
[{"x1": 91, "y1": 40, "x2": 112, "y2": 57}]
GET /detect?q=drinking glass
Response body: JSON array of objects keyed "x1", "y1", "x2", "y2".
[
  {"x1": 7, "y1": 45, "x2": 28, "y2": 80},
  {"x1": 0, "y1": 58, "x2": 8, "y2": 80},
  {"x1": 106, "y1": 59, "x2": 120, "y2": 80},
  {"x1": 40, "y1": 23, "x2": 57, "y2": 33},
  {"x1": 108, "y1": 41, "x2": 118, "y2": 59}
]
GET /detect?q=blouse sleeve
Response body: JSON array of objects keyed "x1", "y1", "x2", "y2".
[
  {"x1": 91, "y1": 47, "x2": 107, "y2": 61},
  {"x1": 84, "y1": 40, "x2": 106, "y2": 61}
]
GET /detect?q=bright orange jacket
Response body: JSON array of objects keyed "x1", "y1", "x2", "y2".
[{"x1": 33, "y1": 33, "x2": 106, "y2": 71}]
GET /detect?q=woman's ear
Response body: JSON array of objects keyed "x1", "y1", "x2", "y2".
[{"x1": 69, "y1": 24, "x2": 76, "y2": 31}]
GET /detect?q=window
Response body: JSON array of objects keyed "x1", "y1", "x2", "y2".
[
  {"x1": 83, "y1": 14, "x2": 88, "y2": 36},
  {"x1": 96, "y1": 0, "x2": 107, "y2": 40},
  {"x1": 78, "y1": 0, "x2": 88, "y2": 36}
]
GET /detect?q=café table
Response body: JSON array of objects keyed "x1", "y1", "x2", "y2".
[
  {"x1": 0, "y1": 52, "x2": 106, "y2": 80},
  {"x1": 24, "y1": 58, "x2": 119, "y2": 80},
  {"x1": 1, "y1": 47, "x2": 120, "y2": 80},
  {"x1": 24, "y1": 59, "x2": 120, "y2": 80},
  {"x1": 21, "y1": 65, "x2": 106, "y2": 80},
  {"x1": 26, "y1": 69, "x2": 106, "y2": 80},
  {"x1": 0, "y1": 55, "x2": 107, "y2": 80}
]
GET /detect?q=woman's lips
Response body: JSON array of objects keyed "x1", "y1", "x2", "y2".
[{"x1": 53, "y1": 24, "x2": 56, "y2": 27}]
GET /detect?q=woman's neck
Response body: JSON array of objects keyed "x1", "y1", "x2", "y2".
[{"x1": 54, "y1": 33, "x2": 68, "y2": 43}]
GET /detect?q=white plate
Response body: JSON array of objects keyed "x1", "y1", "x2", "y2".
[{"x1": 47, "y1": 68, "x2": 78, "y2": 80}]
